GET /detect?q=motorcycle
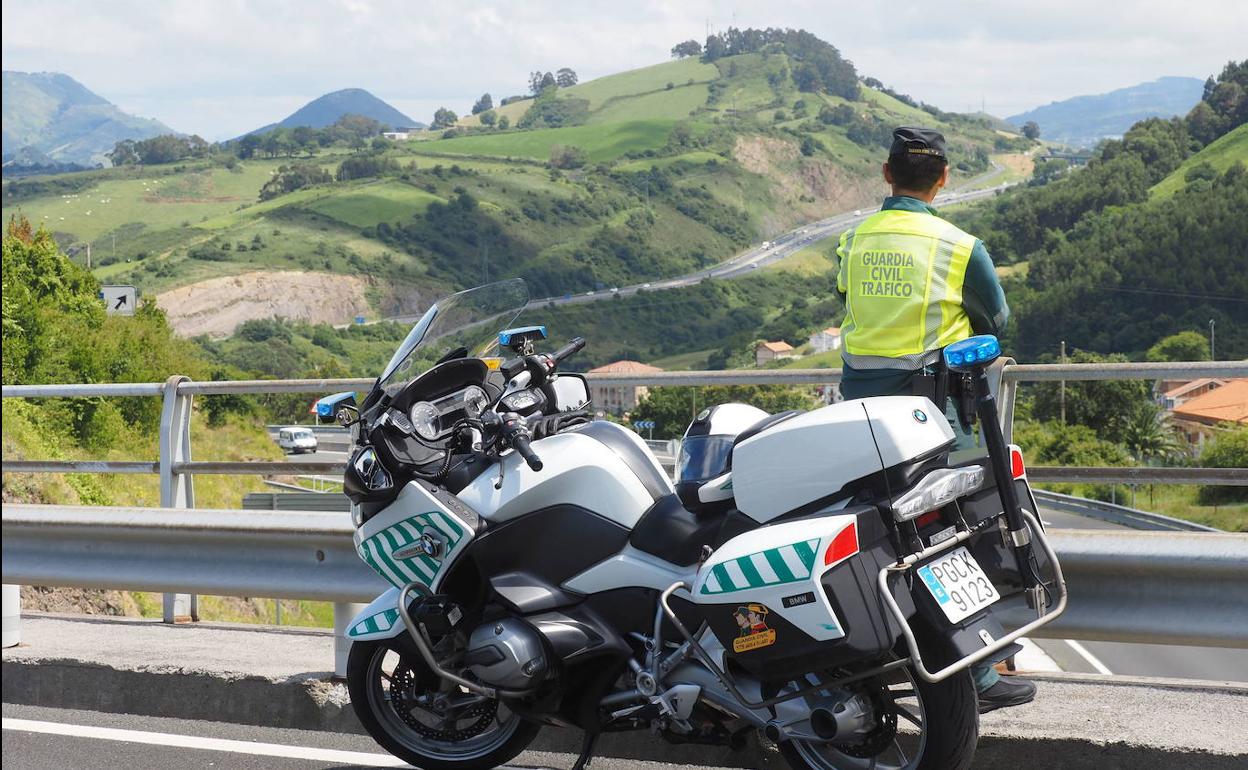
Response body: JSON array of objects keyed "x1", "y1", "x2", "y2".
[{"x1": 333, "y1": 279, "x2": 1067, "y2": 770}]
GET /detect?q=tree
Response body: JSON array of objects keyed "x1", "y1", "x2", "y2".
[
  {"x1": 107, "y1": 140, "x2": 138, "y2": 166},
  {"x1": 556, "y1": 68, "x2": 578, "y2": 88},
  {"x1": 497, "y1": 115, "x2": 511, "y2": 130},
  {"x1": 529, "y1": 71, "x2": 545, "y2": 95},
  {"x1": 431, "y1": 107, "x2": 458, "y2": 130},
  {"x1": 478, "y1": 109, "x2": 497, "y2": 127},
  {"x1": 1119, "y1": 402, "x2": 1181, "y2": 464},
  {"x1": 540, "y1": 71, "x2": 557, "y2": 91},
  {"x1": 1146, "y1": 330, "x2": 1210, "y2": 362},
  {"x1": 671, "y1": 39, "x2": 702, "y2": 58},
  {"x1": 471, "y1": 93, "x2": 493, "y2": 115},
  {"x1": 548, "y1": 144, "x2": 588, "y2": 169},
  {"x1": 1197, "y1": 427, "x2": 1248, "y2": 506},
  {"x1": 1032, "y1": 351, "x2": 1152, "y2": 444},
  {"x1": 1022, "y1": 121, "x2": 1041, "y2": 140},
  {"x1": 237, "y1": 133, "x2": 262, "y2": 159}
]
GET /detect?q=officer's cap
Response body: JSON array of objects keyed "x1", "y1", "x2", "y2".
[{"x1": 889, "y1": 127, "x2": 947, "y2": 160}]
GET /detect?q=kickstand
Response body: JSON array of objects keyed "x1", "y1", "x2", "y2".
[{"x1": 570, "y1": 731, "x2": 598, "y2": 770}]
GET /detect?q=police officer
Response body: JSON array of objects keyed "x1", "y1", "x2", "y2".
[{"x1": 836, "y1": 126, "x2": 1035, "y2": 713}]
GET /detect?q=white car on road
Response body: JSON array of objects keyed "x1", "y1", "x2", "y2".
[{"x1": 277, "y1": 427, "x2": 318, "y2": 454}]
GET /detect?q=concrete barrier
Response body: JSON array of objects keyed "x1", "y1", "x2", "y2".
[{"x1": 4, "y1": 613, "x2": 1246, "y2": 768}]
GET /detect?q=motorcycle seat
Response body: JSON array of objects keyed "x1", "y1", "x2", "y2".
[{"x1": 628, "y1": 493, "x2": 727, "y2": 567}]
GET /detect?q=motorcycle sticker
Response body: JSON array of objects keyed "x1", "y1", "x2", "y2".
[{"x1": 732, "y1": 604, "x2": 778, "y2": 653}]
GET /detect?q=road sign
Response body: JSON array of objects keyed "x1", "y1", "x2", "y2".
[
  {"x1": 99, "y1": 285, "x2": 137, "y2": 316},
  {"x1": 634, "y1": 420, "x2": 655, "y2": 430}
]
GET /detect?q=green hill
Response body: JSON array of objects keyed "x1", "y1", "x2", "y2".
[
  {"x1": 1150, "y1": 123, "x2": 1248, "y2": 199},
  {"x1": 953, "y1": 61, "x2": 1247, "y2": 361},
  {"x1": 1, "y1": 29, "x2": 1028, "y2": 337},
  {"x1": 2, "y1": 71, "x2": 175, "y2": 168}
]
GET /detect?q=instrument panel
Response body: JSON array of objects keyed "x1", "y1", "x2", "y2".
[{"x1": 407, "y1": 385, "x2": 491, "y2": 440}]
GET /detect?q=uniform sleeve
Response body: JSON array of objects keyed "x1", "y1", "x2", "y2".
[
  {"x1": 960, "y1": 240, "x2": 1010, "y2": 336},
  {"x1": 835, "y1": 228, "x2": 852, "y2": 302}
]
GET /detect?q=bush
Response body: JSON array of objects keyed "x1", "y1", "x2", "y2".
[{"x1": 1197, "y1": 427, "x2": 1248, "y2": 504}]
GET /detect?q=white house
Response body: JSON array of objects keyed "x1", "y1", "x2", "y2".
[{"x1": 809, "y1": 326, "x2": 842, "y2": 354}]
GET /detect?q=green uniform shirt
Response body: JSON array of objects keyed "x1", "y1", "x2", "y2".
[{"x1": 836, "y1": 196, "x2": 1009, "y2": 399}]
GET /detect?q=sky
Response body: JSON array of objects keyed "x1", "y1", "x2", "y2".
[{"x1": 3, "y1": 0, "x2": 1245, "y2": 140}]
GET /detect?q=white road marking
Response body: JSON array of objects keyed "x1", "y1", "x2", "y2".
[
  {"x1": 1014, "y1": 637, "x2": 1062, "y2": 672},
  {"x1": 1066, "y1": 639, "x2": 1115, "y2": 675},
  {"x1": 1, "y1": 718, "x2": 408, "y2": 766}
]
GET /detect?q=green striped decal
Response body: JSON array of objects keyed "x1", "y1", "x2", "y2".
[
  {"x1": 357, "y1": 510, "x2": 466, "y2": 590},
  {"x1": 700, "y1": 538, "x2": 820, "y2": 595},
  {"x1": 348, "y1": 608, "x2": 400, "y2": 637}
]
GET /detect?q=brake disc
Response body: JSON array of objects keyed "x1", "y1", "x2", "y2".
[{"x1": 391, "y1": 663, "x2": 498, "y2": 742}]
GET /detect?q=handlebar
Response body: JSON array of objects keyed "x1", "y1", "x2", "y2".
[
  {"x1": 501, "y1": 413, "x2": 543, "y2": 471},
  {"x1": 551, "y1": 336, "x2": 586, "y2": 363}
]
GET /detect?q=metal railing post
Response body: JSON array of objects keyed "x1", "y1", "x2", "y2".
[
  {"x1": 990, "y1": 358, "x2": 1018, "y2": 444},
  {"x1": 2, "y1": 584, "x2": 19, "y2": 648},
  {"x1": 160, "y1": 375, "x2": 197, "y2": 623},
  {"x1": 333, "y1": 601, "x2": 366, "y2": 678}
]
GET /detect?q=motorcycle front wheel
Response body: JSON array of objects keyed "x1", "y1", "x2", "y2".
[
  {"x1": 780, "y1": 666, "x2": 977, "y2": 770},
  {"x1": 347, "y1": 638, "x2": 540, "y2": 770}
]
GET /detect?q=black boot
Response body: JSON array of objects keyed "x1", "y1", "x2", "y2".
[{"x1": 977, "y1": 676, "x2": 1037, "y2": 714}]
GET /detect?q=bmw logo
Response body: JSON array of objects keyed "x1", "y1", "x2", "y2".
[
  {"x1": 419, "y1": 532, "x2": 444, "y2": 559},
  {"x1": 912, "y1": 409, "x2": 928, "y2": 424}
]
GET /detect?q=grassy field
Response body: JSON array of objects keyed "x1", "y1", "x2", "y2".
[
  {"x1": 7, "y1": 161, "x2": 281, "y2": 243},
  {"x1": 563, "y1": 58, "x2": 719, "y2": 110},
  {"x1": 403, "y1": 120, "x2": 677, "y2": 163},
  {"x1": 304, "y1": 180, "x2": 443, "y2": 227},
  {"x1": 588, "y1": 83, "x2": 710, "y2": 124},
  {"x1": 1150, "y1": 123, "x2": 1248, "y2": 199}
]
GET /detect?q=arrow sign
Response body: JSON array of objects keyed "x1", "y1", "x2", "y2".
[{"x1": 100, "y1": 285, "x2": 137, "y2": 316}]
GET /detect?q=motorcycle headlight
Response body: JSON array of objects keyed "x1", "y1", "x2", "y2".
[{"x1": 891, "y1": 466, "x2": 985, "y2": 522}]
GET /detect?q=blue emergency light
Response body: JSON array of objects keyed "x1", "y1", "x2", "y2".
[
  {"x1": 315, "y1": 391, "x2": 357, "y2": 418},
  {"x1": 943, "y1": 335, "x2": 1001, "y2": 372},
  {"x1": 498, "y1": 325, "x2": 547, "y2": 347}
]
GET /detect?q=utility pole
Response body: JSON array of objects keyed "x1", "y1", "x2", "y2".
[
  {"x1": 1059, "y1": 340, "x2": 1066, "y2": 424},
  {"x1": 1210, "y1": 319, "x2": 1216, "y2": 360},
  {"x1": 86, "y1": 242, "x2": 91, "y2": 270}
]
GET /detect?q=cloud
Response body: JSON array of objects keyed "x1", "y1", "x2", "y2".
[{"x1": 3, "y1": 0, "x2": 1244, "y2": 138}]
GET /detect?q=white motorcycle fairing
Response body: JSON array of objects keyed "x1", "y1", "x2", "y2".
[{"x1": 347, "y1": 481, "x2": 479, "y2": 641}]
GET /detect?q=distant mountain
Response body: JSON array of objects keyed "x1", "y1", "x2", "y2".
[
  {"x1": 1008, "y1": 76, "x2": 1204, "y2": 149},
  {"x1": 2, "y1": 71, "x2": 175, "y2": 168},
  {"x1": 243, "y1": 88, "x2": 422, "y2": 136}
]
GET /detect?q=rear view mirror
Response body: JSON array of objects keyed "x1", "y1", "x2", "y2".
[{"x1": 549, "y1": 374, "x2": 591, "y2": 412}]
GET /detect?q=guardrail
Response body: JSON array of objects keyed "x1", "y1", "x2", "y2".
[
  {"x1": 3, "y1": 360, "x2": 1246, "y2": 627},
  {"x1": 4, "y1": 504, "x2": 1245, "y2": 676},
  {"x1": 1031, "y1": 489, "x2": 1219, "y2": 532}
]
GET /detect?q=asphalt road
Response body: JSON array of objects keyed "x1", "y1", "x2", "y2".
[{"x1": 1, "y1": 704, "x2": 724, "y2": 770}]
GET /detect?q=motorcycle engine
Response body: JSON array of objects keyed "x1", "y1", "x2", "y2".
[{"x1": 464, "y1": 617, "x2": 549, "y2": 690}]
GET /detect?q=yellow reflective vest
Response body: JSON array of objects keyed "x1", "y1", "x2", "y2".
[{"x1": 836, "y1": 209, "x2": 977, "y2": 369}]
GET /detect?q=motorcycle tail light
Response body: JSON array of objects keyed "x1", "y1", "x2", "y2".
[
  {"x1": 1009, "y1": 445, "x2": 1026, "y2": 479},
  {"x1": 823, "y1": 521, "x2": 859, "y2": 566}
]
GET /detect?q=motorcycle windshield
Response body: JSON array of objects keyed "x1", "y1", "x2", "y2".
[{"x1": 377, "y1": 279, "x2": 529, "y2": 392}]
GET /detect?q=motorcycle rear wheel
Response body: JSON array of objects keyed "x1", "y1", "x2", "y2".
[
  {"x1": 347, "y1": 638, "x2": 540, "y2": 770},
  {"x1": 780, "y1": 666, "x2": 977, "y2": 770}
]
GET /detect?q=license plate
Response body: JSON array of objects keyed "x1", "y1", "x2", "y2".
[{"x1": 917, "y1": 546, "x2": 1000, "y2": 624}]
